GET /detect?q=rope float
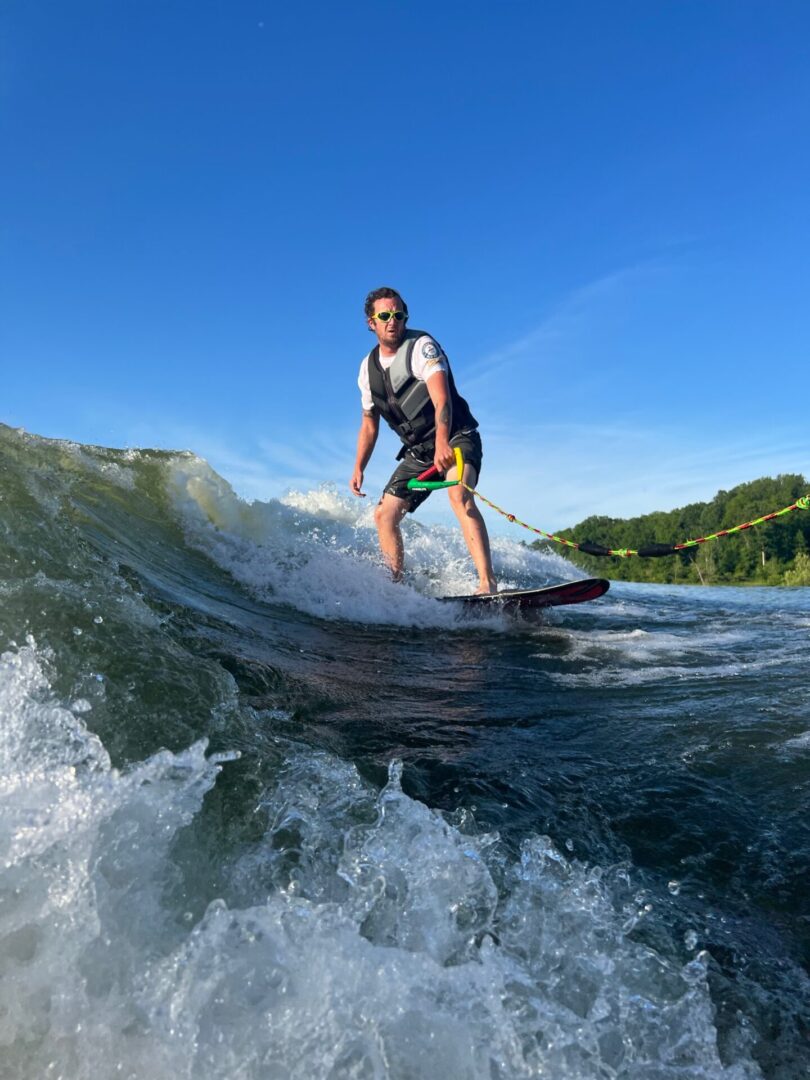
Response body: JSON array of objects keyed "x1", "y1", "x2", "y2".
[{"x1": 408, "y1": 453, "x2": 810, "y2": 559}]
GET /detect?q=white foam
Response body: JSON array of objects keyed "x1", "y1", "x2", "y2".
[
  {"x1": 546, "y1": 662, "x2": 746, "y2": 689},
  {"x1": 780, "y1": 730, "x2": 810, "y2": 753},
  {"x1": 0, "y1": 639, "x2": 236, "y2": 1077},
  {"x1": 529, "y1": 616, "x2": 782, "y2": 687},
  {"x1": 0, "y1": 640, "x2": 761, "y2": 1078},
  {"x1": 151, "y1": 755, "x2": 758, "y2": 1079}
]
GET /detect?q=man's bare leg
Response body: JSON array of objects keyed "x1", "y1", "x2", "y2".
[
  {"x1": 447, "y1": 465, "x2": 497, "y2": 593},
  {"x1": 374, "y1": 494, "x2": 409, "y2": 581}
]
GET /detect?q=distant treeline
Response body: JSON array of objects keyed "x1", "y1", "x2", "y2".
[{"x1": 532, "y1": 474, "x2": 810, "y2": 586}]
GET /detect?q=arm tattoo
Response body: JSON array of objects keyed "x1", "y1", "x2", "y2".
[{"x1": 439, "y1": 404, "x2": 450, "y2": 426}]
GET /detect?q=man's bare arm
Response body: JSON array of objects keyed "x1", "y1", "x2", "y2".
[
  {"x1": 426, "y1": 372, "x2": 454, "y2": 472},
  {"x1": 350, "y1": 409, "x2": 380, "y2": 497}
]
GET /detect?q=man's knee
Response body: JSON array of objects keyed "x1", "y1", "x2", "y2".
[
  {"x1": 375, "y1": 496, "x2": 407, "y2": 528},
  {"x1": 448, "y1": 485, "x2": 474, "y2": 512}
]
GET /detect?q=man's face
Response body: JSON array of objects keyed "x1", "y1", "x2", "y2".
[{"x1": 368, "y1": 296, "x2": 407, "y2": 351}]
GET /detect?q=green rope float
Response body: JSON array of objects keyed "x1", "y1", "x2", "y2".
[{"x1": 408, "y1": 454, "x2": 810, "y2": 559}]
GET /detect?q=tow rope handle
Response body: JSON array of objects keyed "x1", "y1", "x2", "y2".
[{"x1": 407, "y1": 447, "x2": 464, "y2": 490}]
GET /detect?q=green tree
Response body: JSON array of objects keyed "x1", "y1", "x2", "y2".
[
  {"x1": 784, "y1": 552, "x2": 810, "y2": 586},
  {"x1": 536, "y1": 474, "x2": 809, "y2": 586}
]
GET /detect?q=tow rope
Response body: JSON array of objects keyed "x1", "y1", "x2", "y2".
[{"x1": 407, "y1": 454, "x2": 810, "y2": 559}]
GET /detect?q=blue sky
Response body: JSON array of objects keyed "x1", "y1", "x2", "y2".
[{"x1": 2, "y1": 1, "x2": 809, "y2": 531}]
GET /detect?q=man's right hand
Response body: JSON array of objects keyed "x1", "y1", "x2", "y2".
[{"x1": 352, "y1": 411, "x2": 378, "y2": 498}]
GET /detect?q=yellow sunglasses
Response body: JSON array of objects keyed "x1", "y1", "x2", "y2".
[{"x1": 370, "y1": 310, "x2": 406, "y2": 323}]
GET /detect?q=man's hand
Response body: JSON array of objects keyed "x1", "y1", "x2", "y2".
[
  {"x1": 433, "y1": 438, "x2": 455, "y2": 475},
  {"x1": 352, "y1": 410, "x2": 379, "y2": 498},
  {"x1": 350, "y1": 466, "x2": 366, "y2": 497}
]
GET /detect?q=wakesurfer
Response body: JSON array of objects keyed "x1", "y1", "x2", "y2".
[{"x1": 350, "y1": 286, "x2": 498, "y2": 594}]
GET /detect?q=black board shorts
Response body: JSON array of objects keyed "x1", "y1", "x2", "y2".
[{"x1": 383, "y1": 429, "x2": 483, "y2": 513}]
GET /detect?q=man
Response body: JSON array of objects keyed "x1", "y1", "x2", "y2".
[{"x1": 350, "y1": 286, "x2": 497, "y2": 594}]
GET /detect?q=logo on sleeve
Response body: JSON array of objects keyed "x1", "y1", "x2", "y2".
[{"x1": 421, "y1": 339, "x2": 440, "y2": 360}]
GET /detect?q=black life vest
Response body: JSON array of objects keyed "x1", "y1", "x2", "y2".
[{"x1": 366, "y1": 329, "x2": 477, "y2": 457}]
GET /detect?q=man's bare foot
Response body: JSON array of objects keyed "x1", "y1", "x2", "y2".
[{"x1": 475, "y1": 579, "x2": 498, "y2": 595}]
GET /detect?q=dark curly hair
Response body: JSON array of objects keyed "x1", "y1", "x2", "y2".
[{"x1": 364, "y1": 286, "x2": 408, "y2": 320}]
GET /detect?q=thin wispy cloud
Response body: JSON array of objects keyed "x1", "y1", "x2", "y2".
[
  {"x1": 464, "y1": 262, "x2": 671, "y2": 395},
  {"x1": 474, "y1": 422, "x2": 809, "y2": 535}
]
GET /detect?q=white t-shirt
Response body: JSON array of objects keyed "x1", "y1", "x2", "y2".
[{"x1": 358, "y1": 334, "x2": 448, "y2": 413}]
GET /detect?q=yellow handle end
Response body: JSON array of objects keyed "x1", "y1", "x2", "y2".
[{"x1": 453, "y1": 445, "x2": 464, "y2": 479}]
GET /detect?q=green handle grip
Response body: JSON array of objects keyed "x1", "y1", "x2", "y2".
[
  {"x1": 406, "y1": 446, "x2": 465, "y2": 491},
  {"x1": 407, "y1": 478, "x2": 458, "y2": 490}
]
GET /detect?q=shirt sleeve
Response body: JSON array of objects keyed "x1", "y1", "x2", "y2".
[
  {"x1": 410, "y1": 335, "x2": 448, "y2": 383},
  {"x1": 358, "y1": 356, "x2": 373, "y2": 412}
]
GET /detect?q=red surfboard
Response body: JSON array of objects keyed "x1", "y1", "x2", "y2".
[{"x1": 441, "y1": 577, "x2": 610, "y2": 609}]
